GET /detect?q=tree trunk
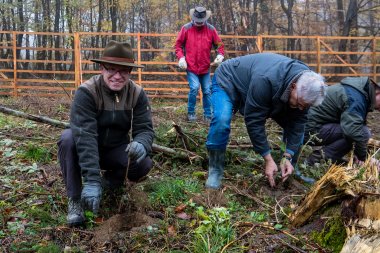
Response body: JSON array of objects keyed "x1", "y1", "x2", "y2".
[
  {"x1": 54, "y1": 0, "x2": 61, "y2": 71},
  {"x1": 280, "y1": 0, "x2": 295, "y2": 56},
  {"x1": 336, "y1": 0, "x2": 358, "y2": 75},
  {"x1": 109, "y1": 0, "x2": 118, "y2": 39},
  {"x1": 16, "y1": 0, "x2": 24, "y2": 63}
]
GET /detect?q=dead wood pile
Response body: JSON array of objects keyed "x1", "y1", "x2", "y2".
[{"x1": 290, "y1": 157, "x2": 380, "y2": 252}]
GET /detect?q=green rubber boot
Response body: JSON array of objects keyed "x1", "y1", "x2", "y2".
[{"x1": 205, "y1": 149, "x2": 226, "y2": 189}]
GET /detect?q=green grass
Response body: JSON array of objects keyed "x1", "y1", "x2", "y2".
[
  {"x1": 191, "y1": 207, "x2": 242, "y2": 253},
  {"x1": 19, "y1": 143, "x2": 52, "y2": 163},
  {"x1": 148, "y1": 178, "x2": 202, "y2": 208}
]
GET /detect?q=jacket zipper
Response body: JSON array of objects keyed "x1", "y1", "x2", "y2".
[{"x1": 104, "y1": 93, "x2": 119, "y2": 146}]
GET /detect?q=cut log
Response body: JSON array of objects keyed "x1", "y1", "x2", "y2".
[
  {"x1": 290, "y1": 158, "x2": 379, "y2": 227},
  {"x1": 290, "y1": 157, "x2": 380, "y2": 252},
  {"x1": 0, "y1": 105, "x2": 197, "y2": 160},
  {"x1": 340, "y1": 234, "x2": 380, "y2": 253}
]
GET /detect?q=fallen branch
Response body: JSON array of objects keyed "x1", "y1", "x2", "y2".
[
  {"x1": 0, "y1": 105, "x2": 197, "y2": 160},
  {"x1": 225, "y1": 184, "x2": 274, "y2": 210},
  {"x1": 0, "y1": 105, "x2": 69, "y2": 129}
]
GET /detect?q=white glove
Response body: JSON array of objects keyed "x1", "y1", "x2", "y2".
[
  {"x1": 213, "y1": 54, "x2": 224, "y2": 65},
  {"x1": 178, "y1": 57, "x2": 187, "y2": 70}
]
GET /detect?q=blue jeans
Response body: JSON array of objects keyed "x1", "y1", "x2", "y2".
[
  {"x1": 206, "y1": 77, "x2": 233, "y2": 150},
  {"x1": 187, "y1": 71, "x2": 211, "y2": 117}
]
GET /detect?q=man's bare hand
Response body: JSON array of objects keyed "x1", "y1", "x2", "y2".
[
  {"x1": 280, "y1": 158, "x2": 294, "y2": 183},
  {"x1": 264, "y1": 158, "x2": 278, "y2": 188}
]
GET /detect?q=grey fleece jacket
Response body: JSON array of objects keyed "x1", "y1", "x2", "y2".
[{"x1": 70, "y1": 75, "x2": 154, "y2": 183}]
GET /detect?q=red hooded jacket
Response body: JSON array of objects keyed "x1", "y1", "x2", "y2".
[{"x1": 175, "y1": 22, "x2": 224, "y2": 75}]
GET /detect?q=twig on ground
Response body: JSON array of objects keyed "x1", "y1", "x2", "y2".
[
  {"x1": 220, "y1": 224, "x2": 256, "y2": 253},
  {"x1": 224, "y1": 184, "x2": 274, "y2": 210},
  {"x1": 172, "y1": 122, "x2": 191, "y2": 150},
  {"x1": 274, "y1": 235, "x2": 308, "y2": 253},
  {"x1": 274, "y1": 194, "x2": 302, "y2": 222},
  {"x1": 173, "y1": 121, "x2": 199, "y2": 147}
]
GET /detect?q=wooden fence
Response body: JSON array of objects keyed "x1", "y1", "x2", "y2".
[{"x1": 0, "y1": 31, "x2": 379, "y2": 99}]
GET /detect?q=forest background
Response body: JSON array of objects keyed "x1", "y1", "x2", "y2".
[
  {"x1": 1, "y1": 0, "x2": 379, "y2": 52},
  {"x1": 1, "y1": 0, "x2": 379, "y2": 93},
  {"x1": 1, "y1": 1, "x2": 380, "y2": 252}
]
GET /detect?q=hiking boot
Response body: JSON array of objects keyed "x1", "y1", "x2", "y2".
[
  {"x1": 187, "y1": 113, "x2": 197, "y2": 122},
  {"x1": 67, "y1": 198, "x2": 85, "y2": 227}
]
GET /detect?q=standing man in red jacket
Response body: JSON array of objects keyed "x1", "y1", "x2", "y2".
[{"x1": 175, "y1": 6, "x2": 225, "y2": 122}]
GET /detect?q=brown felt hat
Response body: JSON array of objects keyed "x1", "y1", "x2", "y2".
[{"x1": 91, "y1": 40, "x2": 144, "y2": 68}]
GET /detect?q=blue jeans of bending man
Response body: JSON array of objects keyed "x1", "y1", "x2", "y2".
[
  {"x1": 206, "y1": 77, "x2": 303, "y2": 159},
  {"x1": 187, "y1": 70, "x2": 212, "y2": 117},
  {"x1": 206, "y1": 77, "x2": 234, "y2": 150}
]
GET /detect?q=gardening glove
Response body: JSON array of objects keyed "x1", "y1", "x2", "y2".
[
  {"x1": 178, "y1": 57, "x2": 187, "y2": 70},
  {"x1": 81, "y1": 181, "x2": 102, "y2": 215},
  {"x1": 126, "y1": 141, "x2": 147, "y2": 164},
  {"x1": 213, "y1": 54, "x2": 224, "y2": 65}
]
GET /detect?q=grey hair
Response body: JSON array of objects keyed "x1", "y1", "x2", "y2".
[{"x1": 296, "y1": 71, "x2": 327, "y2": 106}]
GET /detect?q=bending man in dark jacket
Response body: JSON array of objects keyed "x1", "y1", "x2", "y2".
[
  {"x1": 58, "y1": 41, "x2": 154, "y2": 226},
  {"x1": 305, "y1": 77, "x2": 380, "y2": 166},
  {"x1": 205, "y1": 53, "x2": 327, "y2": 189}
]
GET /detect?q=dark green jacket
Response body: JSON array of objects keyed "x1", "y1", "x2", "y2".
[
  {"x1": 70, "y1": 75, "x2": 154, "y2": 183},
  {"x1": 305, "y1": 77, "x2": 375, "y2": 160}
]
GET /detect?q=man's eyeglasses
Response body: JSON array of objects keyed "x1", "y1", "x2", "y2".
[
  {"x1": 295, "y1": 90, "x2": 310, "y2": 111},
  {"x1": 103, "y1": 65, "x2": 132, "y2": 76}
]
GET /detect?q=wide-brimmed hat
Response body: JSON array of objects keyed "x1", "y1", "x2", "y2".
[
  {"x1": 91, "y1": 40, "x2": 144, "y2": 68},
  {"x1": 189, "y1": 6, "x2": 211, "y2": 23}
]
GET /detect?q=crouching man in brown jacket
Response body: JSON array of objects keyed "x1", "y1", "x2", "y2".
[{"x1": 58, "y1": 40, "x2": 154, "y2": 226}]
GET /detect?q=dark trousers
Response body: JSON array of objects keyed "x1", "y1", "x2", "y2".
[
  {"x1": 57, "y1": 129, "x2": 153, "y2": 199},
  {"x1": 307, "y1": 123, "x2": 371, "y2": 164}
]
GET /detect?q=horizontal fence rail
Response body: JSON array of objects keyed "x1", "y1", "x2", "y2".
[{"x1": 0, "y1": 31, "x2": 379, "y2": 99}]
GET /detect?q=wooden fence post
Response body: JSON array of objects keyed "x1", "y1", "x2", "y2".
[
  {"x1": 74, "y1": 32, "x2": 81, "y2": 88},
  {"x1": 316, "y1": 36, "x2": 321, "y2": 74},
  {"x1": 12, "y1": 31, "x2": 17, "y2": 97},
  {"x1": 257, "y1": 35, "x2": 263, "y2": 53},
  {"x1": 373, "y1": 37, "x2": 377, "y2": 82},
  {"x1": 137, "y1": 33, "x2": 142, "y2": 86}
]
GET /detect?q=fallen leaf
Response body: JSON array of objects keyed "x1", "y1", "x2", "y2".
[
  {"x1": 175, "y1": 203, "x2": 187, "y2": 213},
  {"x1": 176, "y1": 212, "x2": 191, "y2": 220},
  {"x1": 167, "y1": 225, "x2": 177, "y2": 237},
  {"x1": 94, "y1": 217, "x2": 104, "y2": 224}
]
